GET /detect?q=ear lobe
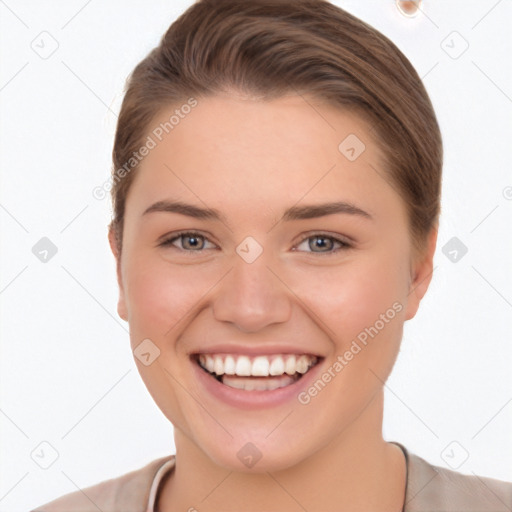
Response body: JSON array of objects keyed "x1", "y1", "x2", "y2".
[
  {"x1": 108, "y1": 225, "x2": 128, "y2": 322},
  {"x1": 404, "y1": 228, "x2": 438, "y2": 321}
]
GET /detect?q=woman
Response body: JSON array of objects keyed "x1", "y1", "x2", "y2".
[{"x1": 33, "y1": 0, "x2": 512, "y2": 510}]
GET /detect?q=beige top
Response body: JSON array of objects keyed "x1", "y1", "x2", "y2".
[{"x1": 32, "y1": 442, "x2": 512, "y2": 511}]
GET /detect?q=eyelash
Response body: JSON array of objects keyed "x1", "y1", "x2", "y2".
[{"x1": 158, "y1": 231, "x2": 352, "y2": 256}]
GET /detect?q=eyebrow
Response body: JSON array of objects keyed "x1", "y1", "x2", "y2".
[{"x1": 142, "y1": 200, "x2": 373, "y2": 222}]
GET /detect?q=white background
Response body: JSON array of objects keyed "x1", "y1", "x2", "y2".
[{"x1": 1, "y1": 1, "x2": 511, "y2": 510}]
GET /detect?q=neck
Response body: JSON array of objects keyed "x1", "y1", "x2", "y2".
[{"x1": 157, "y1": 389, "x2": 406, "y2": 512}]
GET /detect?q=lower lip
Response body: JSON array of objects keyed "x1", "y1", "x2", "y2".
[{"x1": 191, "y1": 356, "x2": 324, "y2": 410}]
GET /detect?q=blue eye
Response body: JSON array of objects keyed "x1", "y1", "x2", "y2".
[
  {"x1": 160, "y1": 232, "x2": 216, "y2": 251},
  {"x1": 295, "y1": 234, "x2": 351, "y2": 255},
  {"x1": 159, "y1": 231, "x2": 351, "y2": 255}
]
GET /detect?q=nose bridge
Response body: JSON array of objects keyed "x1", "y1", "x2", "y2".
[{"x1": 212, "y1": 248, "x2": 291, "y2": 332}]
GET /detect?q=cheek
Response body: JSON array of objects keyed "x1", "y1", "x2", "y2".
[
  {"x1": 123, "y1": 256, "x2": 206, "y2": 346},
  {"x1": 290, "y1": 255, "x2": 408, "y2": 344},
  {"x1": 345, "y1": 263, "x2": 407, "y2": 336},
  {"x1": 290, "y1": 257, "x2": 408, "y2": 424}
]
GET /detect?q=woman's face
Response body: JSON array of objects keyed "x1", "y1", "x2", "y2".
[{"x1": 110, "y1": 93, "x2": 434, "y2": 471}]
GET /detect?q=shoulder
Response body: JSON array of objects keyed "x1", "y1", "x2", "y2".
[
  {"x1": 397, "y1": 443, "x2": 512, "y2": 511},
  {"x1": 30, "y1": 455, "x2": 175, "y2": 512}
]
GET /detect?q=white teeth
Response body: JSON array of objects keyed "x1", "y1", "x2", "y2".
[
  {"x1": 296, "y1": 355, "x2": 309, "y2": 374},
  {"x1": 285, "y1": 355, "x2": 296, "y2": 375},
  {"x1": 235, "y1": 356, "x2": 252, "y2": 376},
  {"x1": 214, "y1": 356, "x2": 224, "y2": 375},
  {"x1": 221, "y1": 374, "x2": 297, "y2": 391},
  {"x1": 197, "y1": 353, "x2": 318, "y2": 378},
  {"x1": 269, "y1": 357, "x2": 284, "y2": 376},
  {"x1": 205, "y1": 355, "x2": 215, "y2": 373},
  {"x1": 252, "y1": 356, "x2": 270, "y2": 376},
  {"x1": 224, "y1": 355, "x2": 236, "y2": 375}
]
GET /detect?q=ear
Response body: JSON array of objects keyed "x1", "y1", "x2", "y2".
[
  {"x1": 404, "y1": 228, "x2": 437, "y2": 321},
  {"x1": 108, "y1": 225, "x2": 128, "y2": 321}
]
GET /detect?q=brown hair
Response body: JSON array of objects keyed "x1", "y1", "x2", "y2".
[{"x1": 110, "y1": 0, "x2": 442, "y2": 260}]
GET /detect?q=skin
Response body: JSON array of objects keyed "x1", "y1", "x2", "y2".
[{"x1": 108, "y1": 93, "x2": 437, "y2": 511}]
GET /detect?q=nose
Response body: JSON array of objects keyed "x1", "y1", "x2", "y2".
[{"x1": 212, "y1": 254, "x2": 292, "y2": 333}]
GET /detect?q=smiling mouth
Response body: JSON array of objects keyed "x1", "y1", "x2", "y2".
[{"x1": 192, "y1": 353, "x2": 321, "y2": 391}]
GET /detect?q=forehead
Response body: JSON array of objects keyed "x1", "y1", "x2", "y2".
[
  {"x1": 124, "y1": 93, "x2": 403, "y2": 223},
  {"x1": 148, "y1": 93, "x2": 378, "y2": 167}
]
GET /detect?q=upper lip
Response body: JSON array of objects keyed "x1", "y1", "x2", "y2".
[{"x1": 189, "y1": 344, "x2": 324, "y2": 358}]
